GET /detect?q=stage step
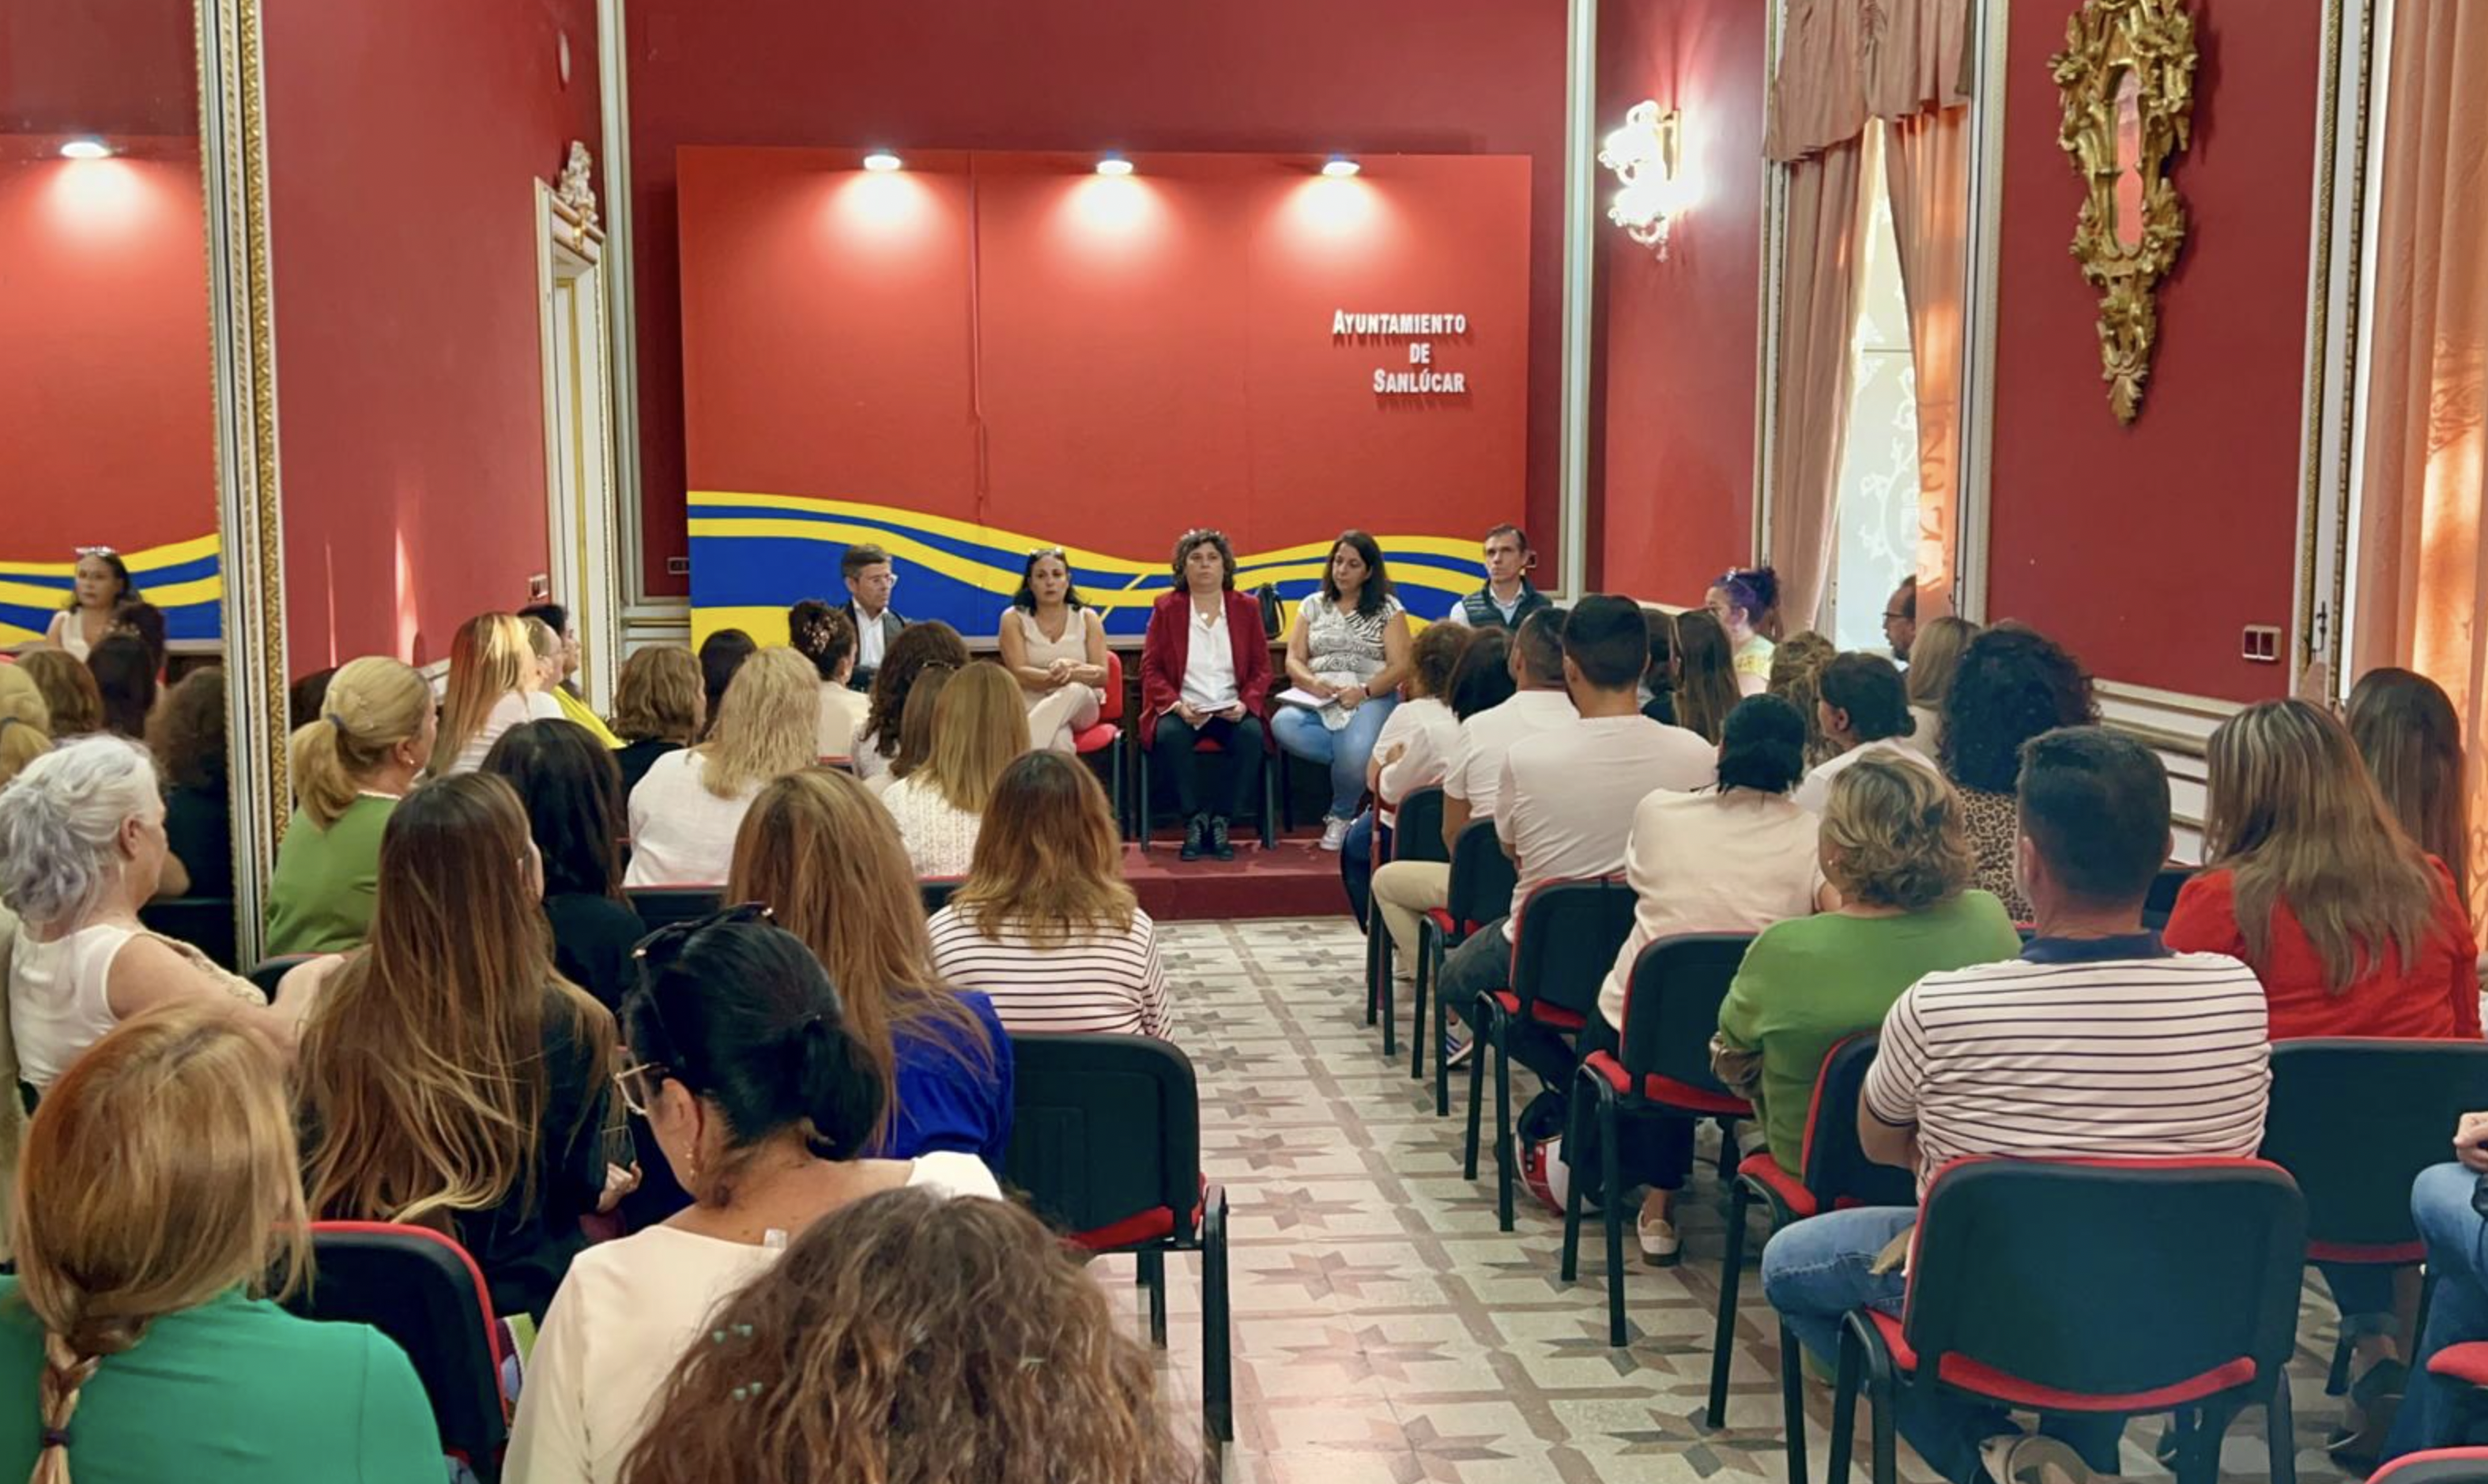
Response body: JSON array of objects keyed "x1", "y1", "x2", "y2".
[{"x1": 1122, "y1": 835, "x2": 1351, "y2": 921}]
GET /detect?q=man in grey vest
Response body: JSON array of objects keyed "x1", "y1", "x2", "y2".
[{"x1": 1445, "y1": 523, "x2": 1553, "y2": 631}]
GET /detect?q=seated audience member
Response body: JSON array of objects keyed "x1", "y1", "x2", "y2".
[
  {"x1": 1368, "y1": 630, "x2": 1516, "y2": 970},
  {"x1": 0, "y1": 1003, "x2": 438, "y2": 1484},
  {"x1": 1670, "y1": 610, "x2": 1742, "y2": 745},
  {"x1": 1762, "y1": 727, "x2": 2270, "y2": 1484},
  {"x1": 879, "y1": 665, "x2": 1027, "y2": 878},
  {"x1": 524, "y1": 612, "x2": 622, "y2": 748},
  {"x1": 1766, "y1": 631, "x2": 1838, "y2": 766},
  {"x1": 1438, "y1": 597, "x2": 1714, "y2": 1070},
  {"x1": 854, "y1": 622, "x2": 972, "y2": 785},
  {"x1": 2166, "y1": 698, "x2": 2479, "y2": 1448},
  {"x1": 484, "y1": 720, "x2": 647, "y2": 1010},
  {"x1": 1902, "y1": 615, "x2": 1979, "y2": 758},
  {"x1": 786, "y1": 599, "x2": 869, "y2": 761},
  {"x1": 998, "y1": 548, "x2": 1111, "y2": 755},
  {"x1": 264, "y1": 657, "x2": 434, "y2": 955},
  {"x1": 40, "y1": 548, "x2": 135, "y2": 660},
  {"x1": 1140, "y1": 529, "x2": 1273, "y2": 863},
  {"x1": 1641, "y1": 610, "x2": 1676, "y2": 725},
  {"x1": 929, "y1": 751, "x2": 1168, "y2": 1038},
  {"x1": 695, "y1": 629, "x2": 758, "y2": 743},
  {"x1": 432, "y1": 612, "x2": 563, "y2": 777},
  {"x1": 1940, "y1": 625, "x2": 2100, "y2": 921},
  {"x1": 1590, "y1": 694, "x2": 1823, "y2": 1260},
  {"x1": 0, "y1": 738, "x2": 270, "y2": 1094},
  {"x1": 1714, "y1": 757, "x2": 2020, "y2": 1181},
  {"x1": 285, "y1": 665, "x2": 337, "y2": 732},
  {"x1": 1792, "y1": 652, "x2": 1936, "y2": 812},
  {"x1": 625, "y1": 647, "x2": 816, "y2": 887},
  {"x1": 839, "y1": 543, "x2": 907, "y2": 693},
  {"x1": 729, "y1": 769, "x2": 1012, "y2": 1165},
  {"x1": 0, "y1": 669, "x2": 51, "y2": 782},
  {"x1": 509, "y1": 915, "x2": 1001, "y2": 1484},
  {"x1": 85, "y1": 635, "x2": 156, "y2": 740},
  {"x1": 1884, "y1": 574, "x2": 1918, "y2": 662},
  {"x1": 17, "y1": 652, "x2": 100, "y2": 740},
  {"x1": 2348, "y1": 667, "x2": 2471, "y2": 906},
  {"x1": 610, "y1": 646, "x2": 704, "y2": 798},
  {"x1": 613, "y1": 1188, "x2": 1187, "y2": 1484},
  {"x1": 868, "y1": 663, "x2": 953, "y2": 797},
  {"x1": 1706, "y1": 566, "x2": 1780, "y2": 695},
  {"x1": 2386, "y1": 1132, "x2": 2488, "y2": 1462},
  {"x1": 1275, "y1": 531, "x2": 1412, "y2": 849},
  {"x1": 291, "y1": 773, "x2": 624, "y2": 1323},
  {"x1": 1446, "y1": 523, "x2": 1552, "y2": 631},
  {"x1": 146, "y1": 666, "x2": 232, "y2": 901},
  {"x1": 1341, "y1": 622, "x2": 1470, "y2": 925},
  {"x1": 107, "y1": 600, "x2": 169, "y2": 684}
]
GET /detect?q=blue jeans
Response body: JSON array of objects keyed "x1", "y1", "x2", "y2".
[
  {"x1": 1340, "y1": 810, "x2": 1375, "y2": 924},
  {"x1": 1272, "y1": 694, "x2": 1397, "y2": 820},
  {"x1": 2387, "y1": 1162, "x2": 2488, "y2": 1460},
  {"x1": 1761, "y1": 1207, "x2": 2123, "y2": 1484}
]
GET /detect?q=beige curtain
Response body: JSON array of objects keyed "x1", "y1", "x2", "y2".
[
  {"x1": 2350, "y1": 0, "x2": 2488, "y2": 909},
  {"x1": 1884, "y1": 104, "x2": 1973, "y2": 623},
  {"x1": 1766, "y1": 136, "x2": 1873, "y2": 628}
]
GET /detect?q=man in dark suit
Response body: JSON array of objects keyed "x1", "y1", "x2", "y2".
[{"x1": 840, "y1": 543, "x2": 907, "y2": 691}]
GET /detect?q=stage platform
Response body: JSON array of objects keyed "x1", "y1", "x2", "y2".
[{"x1": 1121, "y1": 832, "x2": 1353, "y2": 922}]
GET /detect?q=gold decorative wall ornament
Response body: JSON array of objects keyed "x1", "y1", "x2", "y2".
[{"x1": 2050, "y1": 0, "x2": 2199, "y2": 424}]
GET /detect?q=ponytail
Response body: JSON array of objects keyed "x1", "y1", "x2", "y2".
[
  {"x1": 32, "y1": 1320, "x2": 137, "y2": 1484},
  {"x1": 795, "y1": 1011, "x2": 885, "y2": 1162},
  {"x1": 290, "y1": 657, "x2": 431, "y2": 829}
]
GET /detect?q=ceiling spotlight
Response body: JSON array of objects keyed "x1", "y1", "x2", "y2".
[
  {"x1": 1321, "y1": 156, "x2": 1361, "y2": 179},
  {"x1": 1095, "y1": 156, "x2": 1134, "y2": 177},
  {"x1": 861, "y1": 151, "x2": 903, "y2": 173},
  {"x1": 58, "y1": 138, "x2": 110, "y2": 160}
]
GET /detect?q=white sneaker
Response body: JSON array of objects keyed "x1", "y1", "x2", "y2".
[
  {"x1": 1735, "y1": 1123, "x2": 1770, "y2": 1162},
  {"x1": 1981, "y1": 1433, "x2": 2092, "y2": 1484},
  {"x1": 1320, "y1": 815, "x2": 1351, "y2": 851},
  {"x1": 1636, "y1": 1212, "x2": 1681, "y2": 1267}
]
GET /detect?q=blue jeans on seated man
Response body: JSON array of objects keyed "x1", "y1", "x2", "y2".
[
  {"x1": 1762, "y1": 1207, "x2": 2124, "y2": 1484},
  {"x1": 1272, "y1": 693, "x2": 1397, "y2": 820},
  {"x1": 2387, "y1": 1162, "x2": 2488, "y2": 1461},
  {"x1": 1437, "y1": 914, "x2": 1576, "y2": 1087}
]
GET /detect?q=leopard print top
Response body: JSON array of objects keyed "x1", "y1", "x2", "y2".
[{"x1": 1958, "y1": 784, "x2": 2034, "y2": 923}]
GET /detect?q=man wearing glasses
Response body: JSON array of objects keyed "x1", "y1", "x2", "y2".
[
  {"x1": 1883, "y1": 575, "x2": 1917, "y2": 665},
  {"x1": 841, "y1": 544, "x2": 907, "y2": 691}
]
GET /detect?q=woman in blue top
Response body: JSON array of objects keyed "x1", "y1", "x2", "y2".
[
  {"x1": 729, "y1": 768, "x2": 1012, "y2": 1166},
  {"x1": 0, "y1": 1000, "x2": 438, "y2": 1484}
]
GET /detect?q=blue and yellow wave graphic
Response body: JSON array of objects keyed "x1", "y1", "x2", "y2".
[
  {"x1": 0, "y1": 534, "x2": 223, "y2": 647},
  {"x1": 689, "y1": 493, "x2": 1486, "y2": 645}
]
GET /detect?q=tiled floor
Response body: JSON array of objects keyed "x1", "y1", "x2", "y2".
[{"x1": 1097, "y1": 917, "x2": 2361, "y2": 1484}]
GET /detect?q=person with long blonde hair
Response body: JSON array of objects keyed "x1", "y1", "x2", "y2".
[
  {"x1": 930, "y1": 751, "x2": 1168, "y2": 1038},
  {"x1": 1900, "y1": 615, "x2": 1979, "y2": 759},
  {"x1": 1765, "y1": 631, "x2": 1837, "y2": 765},
  {"x1": 0, "y1": 669, "x2": 52, "y2": 789},
  {"x1": 0, "y1": 1003, "x2": 439, "y2": 1483},
  {"x1": 432, "y1": 612, "x2": 562, "y2": 777},
  {"x1": 15, "y1": 655, "x2": 98, "y2": 742},
  {"x1": 1670, "y1": 610, "x2": 1742, "y2": 746},
  {"x1": 878, "y1": 664, "x2": 1028, "y2": 878},
  {"x1": 289, "y1": 773, "x2": 624, "y2": 1322},
  {"x1": 624, "y1": 647, "x2": 816, "y2": 888},
  {"x1": 727, "y1": 769, "x2": 1008, "y2": 1165},
  {"x1": 264, "y1": 656, "x2": 435, "y2": 955},
  {"x1": 2348, "y1": 667, "x2": 2473, "y2": 906},
  {"x1": 616, "y1": 1188, "x2": 1189, "y2": 1484}
]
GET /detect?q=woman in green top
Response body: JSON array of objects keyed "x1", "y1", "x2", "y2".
[
  {"x1": 264, "y1": 657, "x2": 435, "y2": 955},
  {"x1": 0, "y1": 1000, "x2": 439, "y2": 1483},
  {"x1": 1714, "y1": 754, "x2": 2022, "y2": 1173}
]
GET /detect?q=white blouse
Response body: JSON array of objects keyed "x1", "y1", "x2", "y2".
[
  {"x1": 1374, "y1": 696, "x2": 1461, "y2": 812},
  {"x1": 624, "y1": 750, "x2": 760, "y2": 887},
  {"x1": 878, "y1": 774, "x2": 983, "y2": 879},
  {"x1": 443, "y1": 690, "x2": 565, "y2": 776}
]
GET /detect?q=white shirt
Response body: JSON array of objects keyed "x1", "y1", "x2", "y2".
[
  {"x1": 624, "y1": 749, "x2": 760, "y2": 887},
  {"x1": 1494, "y1": 714, "x2": 1718, "y2": 936},
  {"x1": 1791, "y1": 736, "x2": 1942, "y2": 813},
  {"x1": 1179, "y1": 602, "x2": 1239, "y2": 714},
  {"x1": 856, "y1": 607, "x2": 891, "y2": 669},
  {"x1": 928, "y1": 906, "x2": 1170, "y2": 1038},
  {"x1": 1902, "y1": 704, "x2": 1943, "y2": 759},
  {"x1": 1597, "y1": 789, "x2": 1824, "y2": 1029},
  {"x1": 1444, "y1": 690, "x2": 1577, "y2": 811},
  {"x1": 1374, "y1": 696, "x2": 1461, "y2": 820},
  {"x1": 8, "y1": 922, "x2": 134, "y2": 1091},
  {"x1": 444, "y1": 690, "x2": 566, "y2": 776},
  {"x1": 507, "y1": 1152, "x2": 1001, "y2": 1484},
  {"x1": 879, "y1": 774, "x2": 983, "y2": 879},
  {"x1": 816, "y1": 681, "x2": 870, "y2": 762}
]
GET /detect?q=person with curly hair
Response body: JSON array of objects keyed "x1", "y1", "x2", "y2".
[
  {"x1": 1705, "y1": 565, "x2": 1780, "y2": 695},
  {"x1": 786, "y1": 600, "x2": 869, "y2": 762},
  {"x1": 1938, "y1": 625, "x2": 2100, "y2": 920},
  {"x1": 1764, "y1": 631, "x2": 1837, "y2": 765},
  {"x1": 854, "y1": 623, "x2": 973, "y2": 786}
]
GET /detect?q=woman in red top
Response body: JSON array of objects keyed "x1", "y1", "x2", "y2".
[
  {"x1": 2166, "y1": 696, "x2": 2480, "y2": 1459},
  {"x1": 1139, "y1": 529, "x2": 1272, "y2": 863}
]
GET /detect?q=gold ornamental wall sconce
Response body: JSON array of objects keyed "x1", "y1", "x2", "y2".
[
  {"x1": 2051, "y1": 0, "x2": 2199, "y2": 424},
  {"x1": 1599, "y1": 101, "x2": 1687, "y2": 260}
]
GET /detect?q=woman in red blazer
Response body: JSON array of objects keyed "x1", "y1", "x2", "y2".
[{"x1": 1140, "y1": 529, "x2": 1272, "y2": 861}]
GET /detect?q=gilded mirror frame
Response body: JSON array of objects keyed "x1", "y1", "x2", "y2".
[{"x1": 2050, "y1": 0, "x2": 2199, "y2": 424}]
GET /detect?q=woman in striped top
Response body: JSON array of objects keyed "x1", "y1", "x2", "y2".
[{"x1": 929, "y1": 751, "x2": 1170, "y2": 1038}]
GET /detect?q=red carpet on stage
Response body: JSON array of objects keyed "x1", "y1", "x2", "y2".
[{"x1": 1122, "y1": 834, "x2": 1354, "y2": 921}]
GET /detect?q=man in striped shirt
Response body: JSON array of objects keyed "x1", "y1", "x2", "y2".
[{"x1": 1760, "y1": 728, "x2": 2271, "y2": 1484}]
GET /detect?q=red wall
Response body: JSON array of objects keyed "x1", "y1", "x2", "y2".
[
  {"x1": 627, "y1": 0, "x2": 1571, "y2": 597},
  {"x1": 0, "y1": 149, "x2": 216, "y2": 556},
  {"x1": 1592, "y1": 0, "x2": 1767, "y2": 602},
  {"x1": 264, "y1": 0, "x2": 599, "y2": 670},
  {"x1": 2, "y1": 0, "x2": 198, "y2": 137},
  {"x1": 1985, "y1": 0, "x2": 2324, "y2": 700}
]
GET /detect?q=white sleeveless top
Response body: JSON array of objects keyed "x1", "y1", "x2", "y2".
[
  {"x1": 9, "y1": 922, "x2": 134, "y2": 1091},
  {"x1": 1008, "y1": 607, "x2": 1099, "y2": 701},
  {"x1": 45, "y1": 611, "x2": 95, "y2": 662}
]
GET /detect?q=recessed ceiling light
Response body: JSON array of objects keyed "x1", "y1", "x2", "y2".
[
  {"x1": 861, "y1": 151, "x2": 903, "y2": 172},
  {"x1": 1095, "y1": 156, "x2": 1134, "y2": 177},
  {"x1": 1321, "y1": 156, "x2": 1361, "y2": 179},
  {"x1": 59, "y1": 139, "x2": 110, "y2": 160}
]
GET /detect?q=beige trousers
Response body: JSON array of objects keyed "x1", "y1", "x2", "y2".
[
  {"x1": 1371, "y1": 860, "x2": 1451, "y2": 965},
  {"x1": 1027, "y1": 685, "x2": 1104, "y2": 755}
]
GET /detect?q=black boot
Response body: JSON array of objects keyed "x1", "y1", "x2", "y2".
[
  {"x1": 1180, "y1": 813, "x2": 1206, "y2": 862},
  {"x1": 1209, "y1": 815, "x2": 1235, "y2": 861}
]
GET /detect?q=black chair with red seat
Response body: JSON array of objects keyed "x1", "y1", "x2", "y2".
[
  {"x1": 1135, "y1": 726, "x2": 1280, "y2": 852},
  {"x1": 1365, "y1": 784, "x2": 1447, "y2": 1060},
  {"x1": 2373, "y1": 1451, "x2": 2488, "y2": 1483},
  {"x1": 1416, "y1": 819, "x2": 1521, "y2": 1113},
  {"x1": 139, "y1": 895, "x2": 239, "y2": 970},
  {"x1": 1001, "y1": 1032, "x2": 1232, "y2": 1449},
  {"x1": 626, "y1": 885, "x2": 723, "y2": 934},
  {"x1": 248, "y1": 954, "x2": 320, "y2": 1000},
  {"x1": 1462, "y1": 877, "x2": 1637, "y2": 1234},
  {"x1": 1072, "y1": 650, "x2": 1131, "y2": 837},
  {"x1": 2257, "y1": 1038, "x2": 2488, "y2": 1395},
  {"x1": 1705, "y1": 1032, "x2": 1917, "y2": 1427},
  {"x1": 1560, "y1": 932, "x2": 1754, "y2": 1345},
  {"x1": 1819, "y1": 1157, "x2": 2307, "y2": 1484},
  {"x1": 918, "y1": 878, "x2": 963, "y2": 915},
  {"x1": 285, "y1": 1220, "x2": 509, "y2": 1482},
  {"x1": 2143, "y1": 864, "x2": 2199, "y2": 932}
]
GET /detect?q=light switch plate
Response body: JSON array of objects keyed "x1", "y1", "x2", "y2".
[{"x1": 2241, "y1": 625, "x2": 2282, "y2": 663}]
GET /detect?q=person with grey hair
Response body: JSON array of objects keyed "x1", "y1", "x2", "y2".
[{"x1": 0, "y1": 736, "x2": 272, "y2": 1092}]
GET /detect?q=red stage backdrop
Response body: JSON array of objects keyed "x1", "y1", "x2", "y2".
[{"x1": 677, "y1": 147, "x2": 1530, "y2": 642}]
